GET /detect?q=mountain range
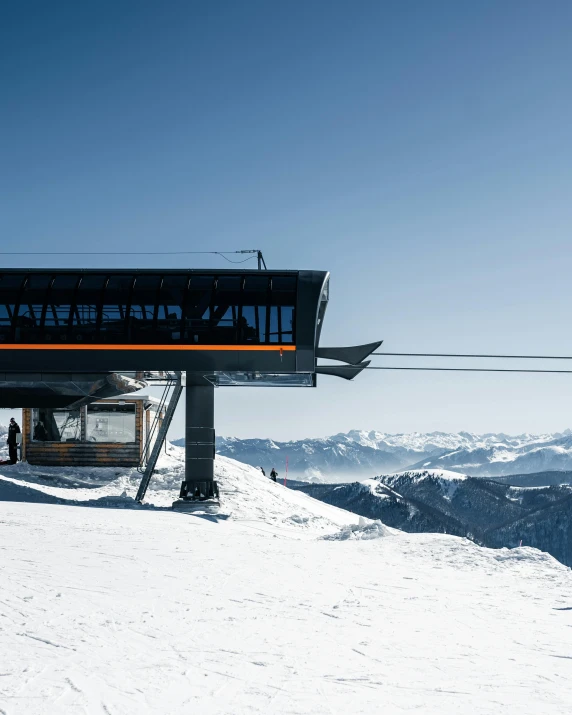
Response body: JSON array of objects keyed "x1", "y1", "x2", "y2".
[
  {"x1": 173, "y1": 429, "x2": 572, "y2": 481},
  {"x1": 290, "y1": 469, "x2": 572, "y2": 567}
]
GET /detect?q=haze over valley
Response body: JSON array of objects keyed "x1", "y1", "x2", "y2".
[{"x1": 185, "y1": 428, "x2": 572, "y2": 482}]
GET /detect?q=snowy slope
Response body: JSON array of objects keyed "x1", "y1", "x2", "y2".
[
  {"x1": 292, "y1": 469, "x2": 572, "y2": 567},
  {"x1": 0, "y1": 443, "x2": 358, "y2": 535},
  {"x1": 1, "y1": 452, "x2": 572, "y2": 713}
]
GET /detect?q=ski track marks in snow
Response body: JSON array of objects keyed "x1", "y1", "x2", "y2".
[{"x1": 0, "y1": 446, "x2": 571, "y2": 713}]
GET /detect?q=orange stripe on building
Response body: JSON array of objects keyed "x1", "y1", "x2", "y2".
[{"x1": 0, "y1": 344, "x2": 296, "y2": 351}]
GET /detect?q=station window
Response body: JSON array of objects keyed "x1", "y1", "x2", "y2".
[
  {"x1": 0, "y1": 271, "x2": 298, "y2": 345},
  {"x1": 183, "y1": 275, "x2": 214, "y2": 342},
  {"x1": 18, "y1": 274, "x2": 52, "y2": 342},
  {"x1": 99, "y1": 275, "x2": 133, "y2": 342},
  {"x1": 128, "y1": 275, "x2": 160, "y2": 342},
  {"x1": 71, "y1": 274, "x2": 107, "y2": 342},
  {"x1": 43, "y1": 274, "x2": 80, "y2": 341},
  {"x1": 31, "y1": 408, "x2": 81, "y2": 442},
  {"x1": 279, "y1": 306, "x2": 294, "y2": 342},
  {"x1": 242, "y1": 276, "x2": 269, "y2": 343},
  {"x1": 316, "y1": 275, "x2": 329, "y2": 340},
  {"x1": 271, "y1": 276, "x2": 297, "y2": 305},
  {"x1": 269, "y1": 277, "x2": 296, "y2": 343},
  {"x1": 86, "y1": 403, "x2": 136, "y2": 443},
  {"x1": 212, "y1": 276, "x2": 241, "y2": 342},
  {"x1": 156, "y1": 275, "x2": 188, "y2": 342},
  {"x1": 0, "y1": 273, "x2": 25, "y2": 342}
]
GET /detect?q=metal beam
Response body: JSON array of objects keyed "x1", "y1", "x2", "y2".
[
  {"x1": 135, "y1": 372, "x2": 183, "y2": 503},
  {"x1": 315, "y1": 361, "x2": 371, "y2": 380},
  {"x1": 316, "y1": 341, "x2": 382, "y2": 365}
]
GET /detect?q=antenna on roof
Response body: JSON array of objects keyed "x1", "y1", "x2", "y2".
[{"x1": 237, "y1": 249, "x2": 267, "y2": 270}]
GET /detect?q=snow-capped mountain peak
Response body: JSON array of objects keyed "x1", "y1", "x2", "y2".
[{"x1": 210, "y1": 429, "x2": 572, "y2": 482}]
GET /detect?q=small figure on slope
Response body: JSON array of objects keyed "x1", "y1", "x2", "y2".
[{"x1": 270, "y1": 468, "x2": 278, "y2": 483}]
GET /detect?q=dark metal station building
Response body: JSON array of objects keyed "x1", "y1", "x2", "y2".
[{"x1": 0, "y1": 268, "x2": 378, "y2": 506}]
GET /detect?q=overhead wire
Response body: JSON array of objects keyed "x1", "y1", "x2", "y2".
[
  {"x1": 0, "y1": 250, "x2": 256, "y2": 260},
  {"x1": 373, "y1": 352, "x2": 572, "y2": 360},
  {"x1": 215, "y1": 254, "x2": 257, "y2": 264},
  {"x1": 366, "y1": 366, "x2": 572, "y2": 374},
  {"x1": 368, "y1": 351, "x2": 572, "y2": 373}
]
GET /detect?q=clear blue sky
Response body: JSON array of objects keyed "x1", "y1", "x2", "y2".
[{"x1": 2, "y1": 0, "x2": 572, "y2": 439}]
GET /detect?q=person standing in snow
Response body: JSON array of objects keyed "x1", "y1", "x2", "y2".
[
  {"x1": 7, "y1": 417, "x2": 21, "y2": 464},
  {"x1": 270, "y1": 468, "x2": 278, "y2": 482}
]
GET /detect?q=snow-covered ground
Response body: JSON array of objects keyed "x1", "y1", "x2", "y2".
[{"x1": 1, "y1": 447, "x2": 572, "y2": 714}]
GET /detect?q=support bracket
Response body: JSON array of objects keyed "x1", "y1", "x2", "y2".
[
  {"x1": 316, "y1": 341, "x2": 382, "y2": 365},
  {"x1": 135, "y1": 372, "x2": 183, "y2": 503}
]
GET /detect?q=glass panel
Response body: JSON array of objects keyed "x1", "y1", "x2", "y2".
[
  {"x1": 270, "y1": 276, "x2": 296, "y2": 343},
  {"x1": 242, "y1": 276, "x2": 269, "y2": 304},
  {"x1": 268, "y1": 305, "x2": 294, "y2": 342},
  {"x1": 32, "y1": 408, "x2": 81, "y2": 442},
  {"x1": 157, "y1": 275, "x2": 188, "y2": 342},
  {"x1": 210, "y1": 372, "x2": 313, "y2": 387},
  {"x1": 210, "y1": 276, "x2": 240, "y2": 344},
  {"x1": 316, "y1": 275, "x2": 329, "y2": 339},
  {"x1": 241, "y1": 276, "x2": 269, "y2": 343},
  {"x1": 86, "y1": 403, "x2": 136, "y2": 443},
  {"x1": 0, "y1": 273, "x2": 25, "y2": 342},
  {"x1": 240, "y1": 305, "x2": 264, "y2": 343},
  {"x1": 183, "y1": 275, "x2": 214, "y2": 343},
  {"x1": 279, "y1": 305, "x2": 294, "y2": 342},
  {"x1": 0, "y1": 305, "x2": 11, "y2": 340},
  {"x1": 270, "y1": 276, "x2": 297, "y2": 306},
  {"x1": 71, "y1": 274, "x2": 106, "y2": 342},
  {"x1": 128, "y1": 275, "x2": 160, "y2": 342},
  {"x1": 18, "y1": 274, "x2": 52, "y2": 343},
  {"x1": 0, "y1": 272, "x2": 299, "y2": 345},
  {"x1": 99, "y1": 275, "x2": 133, "y2": 343},
  {"x1": 258, "y1": 306, "x2": 267, "y2": 343},
  {"x1": 43, "y1": 274, "x2": 80, "y2": 342},
  {"x1": 268, "y1": 305, "x2": 279, "y2": 343}
]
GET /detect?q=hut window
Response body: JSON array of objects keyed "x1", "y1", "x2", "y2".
[
  {"x1": 86, "y1": 403, "x2": 136, "y2": 443},
  {"x1": 32, "y1": 408, "x2": 81, "y2": 442}
]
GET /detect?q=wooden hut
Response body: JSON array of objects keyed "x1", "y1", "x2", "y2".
[{"x1": 22, "y1": 395, "x2": 164, "y2": 467}]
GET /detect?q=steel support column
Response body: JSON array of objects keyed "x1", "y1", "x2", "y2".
[{"x1": 178, "y1": 380, "x2": 219, "y2": 502}]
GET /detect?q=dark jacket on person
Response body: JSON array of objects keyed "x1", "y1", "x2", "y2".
[
  {"x1": 7, "y1": 421, "x2": 20, "y2": 446},
  {"x1": 33, "y1": 422, "x2": 48, "y2": 441},
  {"x1": 270, "y1": 468, "x2": 278, "y2": 482}
]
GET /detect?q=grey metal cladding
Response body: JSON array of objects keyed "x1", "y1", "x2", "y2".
[
  {"x1": 316, "y1": 341, "x2": 383, "y2": 365},
  {"x1": 0, "y1": 347, "x2": 297, "y2": 373},
  {"x1": 0, "y1": 268, "x2": 330, "y2": 375},
  {"x1": 295, "y1": 271, "x2": 329, "y2": 372},
  {"x1": 315, "y1": 360, "x2": 371, "y2": 381}
]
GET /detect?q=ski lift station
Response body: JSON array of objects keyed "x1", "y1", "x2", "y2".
[{"x1": 0, "y1": 268, "x2": 379, "y2": 510}]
